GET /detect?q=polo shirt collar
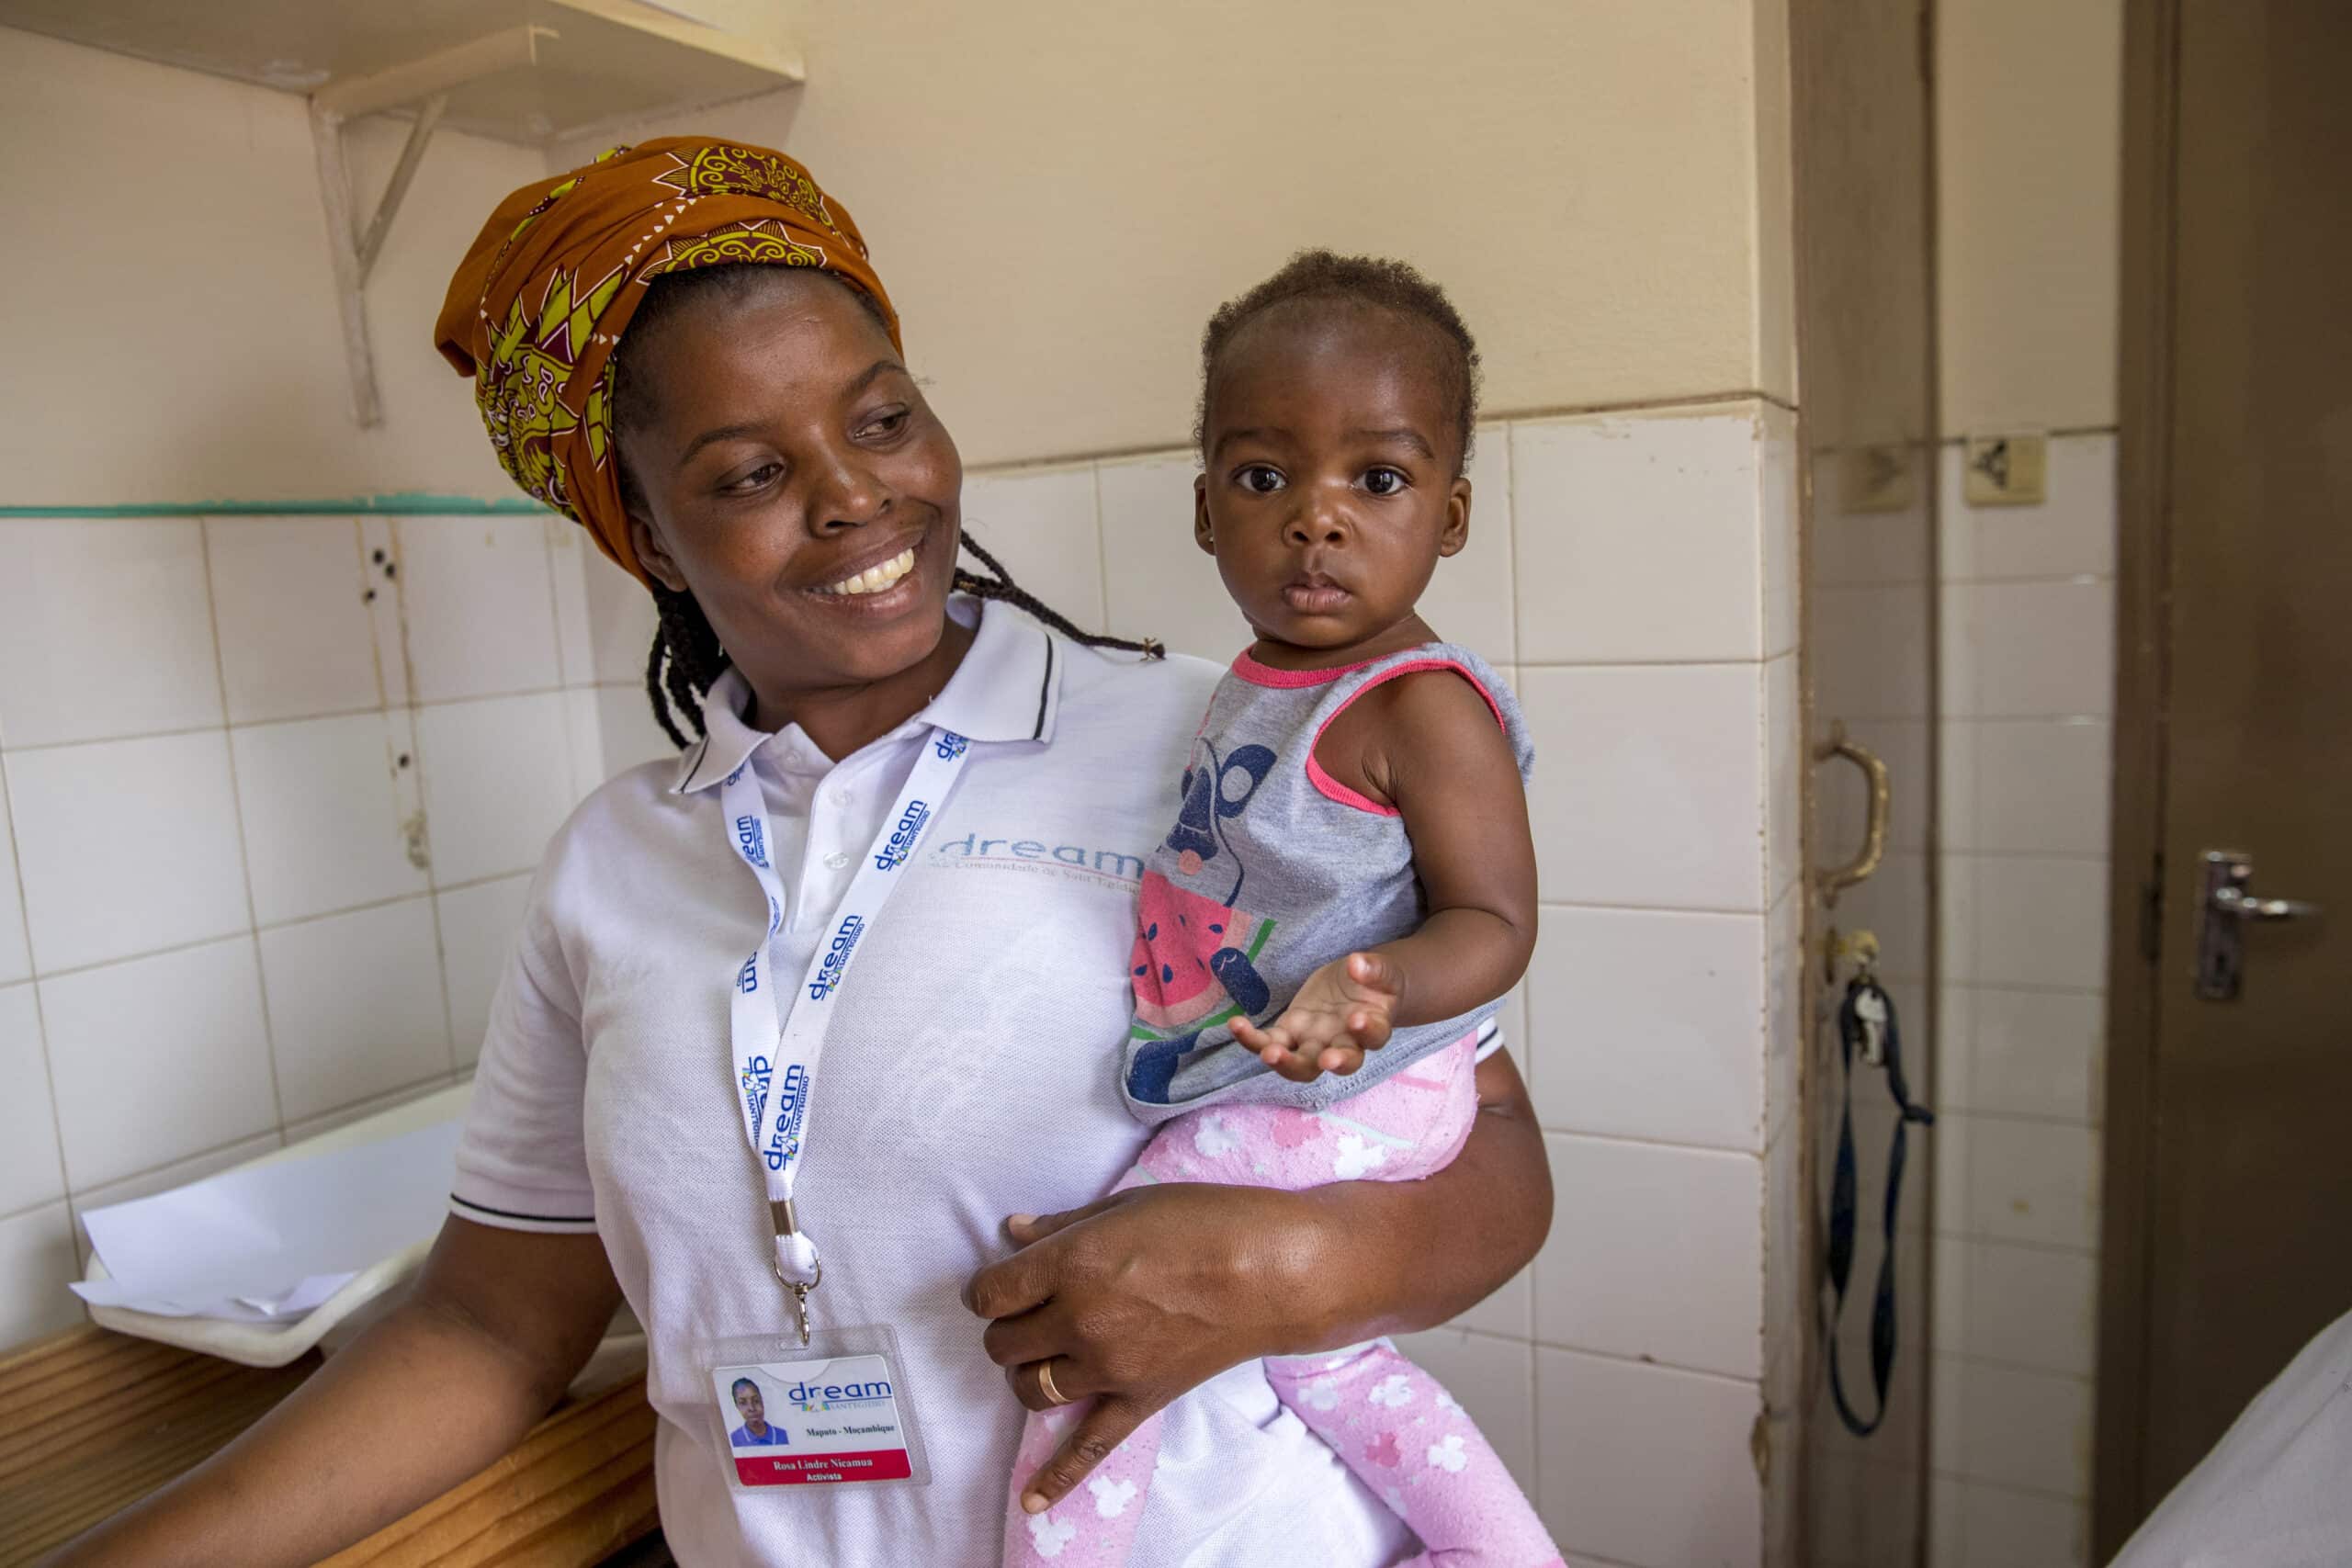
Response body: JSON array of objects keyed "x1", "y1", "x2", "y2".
[{"x1": 670, "y1": 595, "x2": 1060, "y2": 795}]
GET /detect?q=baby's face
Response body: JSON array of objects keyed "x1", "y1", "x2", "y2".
[{"x1": 1195, "y1": 303, "x2": 1469, "y2": 656}]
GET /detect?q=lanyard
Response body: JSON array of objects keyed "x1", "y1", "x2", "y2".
[{"x1": 719, "y1": 727, "x2": 973, "y2": 1342}]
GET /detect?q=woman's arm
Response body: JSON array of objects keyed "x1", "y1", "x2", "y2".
[
  {"x1": 49, "y1": 1219, "x2": 621, "y2": 1568},
  {"x1": 966, "y1": 1047, "x2": 1549, "y2": 1512}
]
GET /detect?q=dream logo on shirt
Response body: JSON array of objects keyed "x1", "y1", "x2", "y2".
[
  {"x1": 763, "y1": 1062, "x2": 808, "y2": 1170},
  {"x1": 873, "y1": 800, "x2": 931, "y2": 871},
  {"x1": 807, "y1": 915, "x2": 865, "y2": 1001},
  {"x1": 733, "y1": 813, "x2": 770, "y2": 869},
  {"x1": 933, "y1": 731, "x2": 969, "y2": 761}
]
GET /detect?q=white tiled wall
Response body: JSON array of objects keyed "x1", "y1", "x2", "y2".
[
  {"x1": 0, "y1": 404, "x2": 1805, "y2": 1567},
  {"x1": 0, "y1": 511, "x2": 671, "y2": 1347},
  {"x1": 1926, "y1": 432, "x2": 2116, "y2": 1566},
  {"x1": 969, "y1": 400, "x2": 1804, "y2": 1565}
]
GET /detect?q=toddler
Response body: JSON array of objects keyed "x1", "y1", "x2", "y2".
[{"x1": 1001, "y1": 253, "x2": 1559, "y2": 1567}]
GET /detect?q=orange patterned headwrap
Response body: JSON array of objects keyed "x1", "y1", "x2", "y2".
[{"x1": 435, "y1": 138, "x2": 900, "y2": 583}]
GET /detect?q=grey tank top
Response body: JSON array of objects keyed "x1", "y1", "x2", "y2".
[{"x1": 1120, "y1": 641, "x2": 1536, "y2": 1122}]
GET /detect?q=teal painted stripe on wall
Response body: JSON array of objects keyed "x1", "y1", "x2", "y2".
[{"x1": 0, "y1": 493, "x2": 551, "y2": 518}]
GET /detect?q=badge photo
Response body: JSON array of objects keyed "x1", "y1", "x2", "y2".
[{"x1": 702, "y1": 1328, "x2": 930, "y2": 1494}]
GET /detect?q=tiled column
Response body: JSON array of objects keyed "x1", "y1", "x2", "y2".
[
  {"x1": 1505, "y1": 402, "x2": 1802, "y2": 1567},
  {"x1": 1925, "y1": 434, "x2": 2116, "y2": 1567}
]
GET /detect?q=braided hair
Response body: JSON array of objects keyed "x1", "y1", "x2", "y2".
[{"x1": 614, "y1": 263, "x2": 1162, "y2": 750}]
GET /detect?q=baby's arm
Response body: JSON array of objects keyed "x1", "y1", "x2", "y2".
[{"x1": 1232, "y1": 670, "x2": 1537, "y2": 1080}]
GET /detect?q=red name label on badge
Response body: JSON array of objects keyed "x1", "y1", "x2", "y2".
[
  {"x1": 735, "y1": 1448, "x2": 916, "y2": 1485},
  {"x1": 710, "y1": 1350, "x2": 919, "y2": 1490}
]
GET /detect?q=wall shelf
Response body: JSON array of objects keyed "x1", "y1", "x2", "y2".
[
  {"x1": 0, "y1": 0, "x2": 801, "y2": 147},
  {"x1": 0, "y1": 0, "x2": 805, "y2": 423}
]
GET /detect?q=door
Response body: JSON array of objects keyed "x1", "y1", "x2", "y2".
[{"x1": 2098, "y1": 0, "x2": 2352, "y2": 1549}]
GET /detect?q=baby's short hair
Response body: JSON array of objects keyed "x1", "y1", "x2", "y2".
[{"x1": 1196, "y1": 250, "x2": 1483, "y2": 473}]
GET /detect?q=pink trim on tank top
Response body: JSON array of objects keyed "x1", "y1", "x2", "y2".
[
  {"x1": 1228, "y1": 649, "x2": 1379, "y2": 688},
  {"x1": 1305, "y1": 658, "x2": 1510, "y2": 816}
]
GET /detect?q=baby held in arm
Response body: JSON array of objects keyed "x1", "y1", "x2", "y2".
[{"x1": 1002, "y1": 251, "x2": 1563, "y2": 1568}]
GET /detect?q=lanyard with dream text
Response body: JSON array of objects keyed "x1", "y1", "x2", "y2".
[{"x1": 719, "y1": 728, "x2": 973, "y2": 1342}]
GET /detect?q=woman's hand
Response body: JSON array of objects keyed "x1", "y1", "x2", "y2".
[
  {"x1": 965, "y1": 1182, "x2": 1326, "y2": 1514},
  {"x1": 966, "y1": 1048, "x2": 1551, "y2": 1514}
]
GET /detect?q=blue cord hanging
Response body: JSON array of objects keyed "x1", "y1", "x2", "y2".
[{"x1": 1824, "y1": 971, "x2": 1935, "y2": 1438}]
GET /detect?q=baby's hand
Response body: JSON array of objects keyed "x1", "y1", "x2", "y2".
[{"x1": 1230, "y1": 952, "x2": 1402, "y2": 1082}]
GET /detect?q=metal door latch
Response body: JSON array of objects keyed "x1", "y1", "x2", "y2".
[{"x1": 2195, "y1": 850, "x2": 2323, "y2": 1000}]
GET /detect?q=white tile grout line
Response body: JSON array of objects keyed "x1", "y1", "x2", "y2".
[
  {"x1": 1820, "y1": 570, "x2": 2121, "y2": 591},
  {"x1": 1510, "y1": 656, "x2": 1785, "y2": 671},
  {"x1": 1837, "y1": 711, "x2": 2116, "y2": 728},
  {"x1": 1537, "y1": 897, "x2": 1779, "y2": 919},
  {"x1": 199, "y1": 516, "x2": 290, "y2": 1138},
  {"x1": 1410, "y1": 1321, "x2": 1770, "y2": 1402},
  {"x1": 1926, "y1": 1227, "x2": 2100, "y2": 1258},
  {"x1": 1943, "y1": 978, "x2": 2109, "y2": 998},
  {"x1": 1502, "y1": 424, "x2": 1526, "y2": 671},
  {"x1": 0, "y1": 717, "x2": 237, "y2": 754},
  {"x1": 1090, "y1": 460, "x2": 1114, "y2": 637},
  {"x1": 1524, "y1": 1340, "x2": 1764, "y2": 1391},
  {"x1": 1932, "y1": 1104, "x2": 2104, "y2": 1133},
  {"x1": 0, "y1": 754, "x2": 74, "y2": 1221},
  {"x1": 9, "y1": 874, "x2": 544, "y2": 987},
  {"x1": 0, "y1": 685, "x2": 610, "y2": 760},
  {"x1": 386, "y1": 515, "x2": 466, "y2": 1080},
  {"x1": 1928, "y1": 1348, "x2": 2098, "y2": 1384},
  {"x1": 1925, "y1": 1465, "x2": 2092, "y2": 1506},
  {"x1": 1942, "y1": 849, "x2": 2112, "y2": 866},
  {"x1": 421, "y1": 731, "x2": 465, "y2": 1077},
  {"x1": 1537, "y1": 1123, "x2": 1770, "y2": 1160}
]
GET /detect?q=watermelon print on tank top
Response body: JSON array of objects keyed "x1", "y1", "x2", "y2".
[{"x1": 1120, "y1": 641, "x2": 1535, "y2": 1122}]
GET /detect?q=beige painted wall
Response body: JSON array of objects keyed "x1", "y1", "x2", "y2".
[
  {"x1": 0, "y1": 28, "x2": 542, "y2": 505},
  {"x1": 1937, "y1": 0, "x2": 2123, "y2": 435},
  {"x1": 556, "y1": 0, "x2": 1795, "y2": 468},
  {"x1": 3, "y1": 2, "x2": 1794, "y2": 495}
]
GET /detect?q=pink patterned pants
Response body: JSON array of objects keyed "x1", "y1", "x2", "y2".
[{"x1": 1002, "y1": 1038, "x2": 1562, "y2": 1566}]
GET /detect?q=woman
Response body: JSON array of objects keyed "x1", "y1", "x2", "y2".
[{"x1": 56, "y1": 138, "x2": 1550, "y2": 1567}]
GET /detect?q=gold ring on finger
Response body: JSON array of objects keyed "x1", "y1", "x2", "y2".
[{"x1": 1035, "y1": 1359, "x2": 1070, "y2": 1406}]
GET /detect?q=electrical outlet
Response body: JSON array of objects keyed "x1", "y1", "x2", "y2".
[{"x1": 1962, "y1": 432, "x2": 2049, "y2": 505}]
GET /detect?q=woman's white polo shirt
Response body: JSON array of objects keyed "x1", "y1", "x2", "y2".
[{"x1": 451, "y1": 598, "x2": 1412, "y2": 1567}]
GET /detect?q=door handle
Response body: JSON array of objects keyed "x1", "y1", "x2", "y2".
[
  {"x1": 1815, "y1": 721, "x2": 1890, "y2": 907},
  {"x1": 2195, "y1": 849, "x2": 2324, "y2": 1000},
  {"x1": 2210, "y1": 885, "x2": 2322, "y2": 922}
]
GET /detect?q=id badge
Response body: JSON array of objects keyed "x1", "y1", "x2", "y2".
[{"x1": 700, "y1": 1324, "x2": 931, "y2": 1493}]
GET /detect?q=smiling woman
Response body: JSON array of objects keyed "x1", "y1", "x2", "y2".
[
  {"x1": 605, "y1": 260, "x2": 1158, "y2": 750},
  {"x1": 46, "y1": 138, "x2": 1554, "y2": 1568}
]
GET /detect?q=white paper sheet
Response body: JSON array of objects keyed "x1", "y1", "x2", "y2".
[{"x1": 73, "y1": 1119, "x2": 463, "y2": 1323}]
